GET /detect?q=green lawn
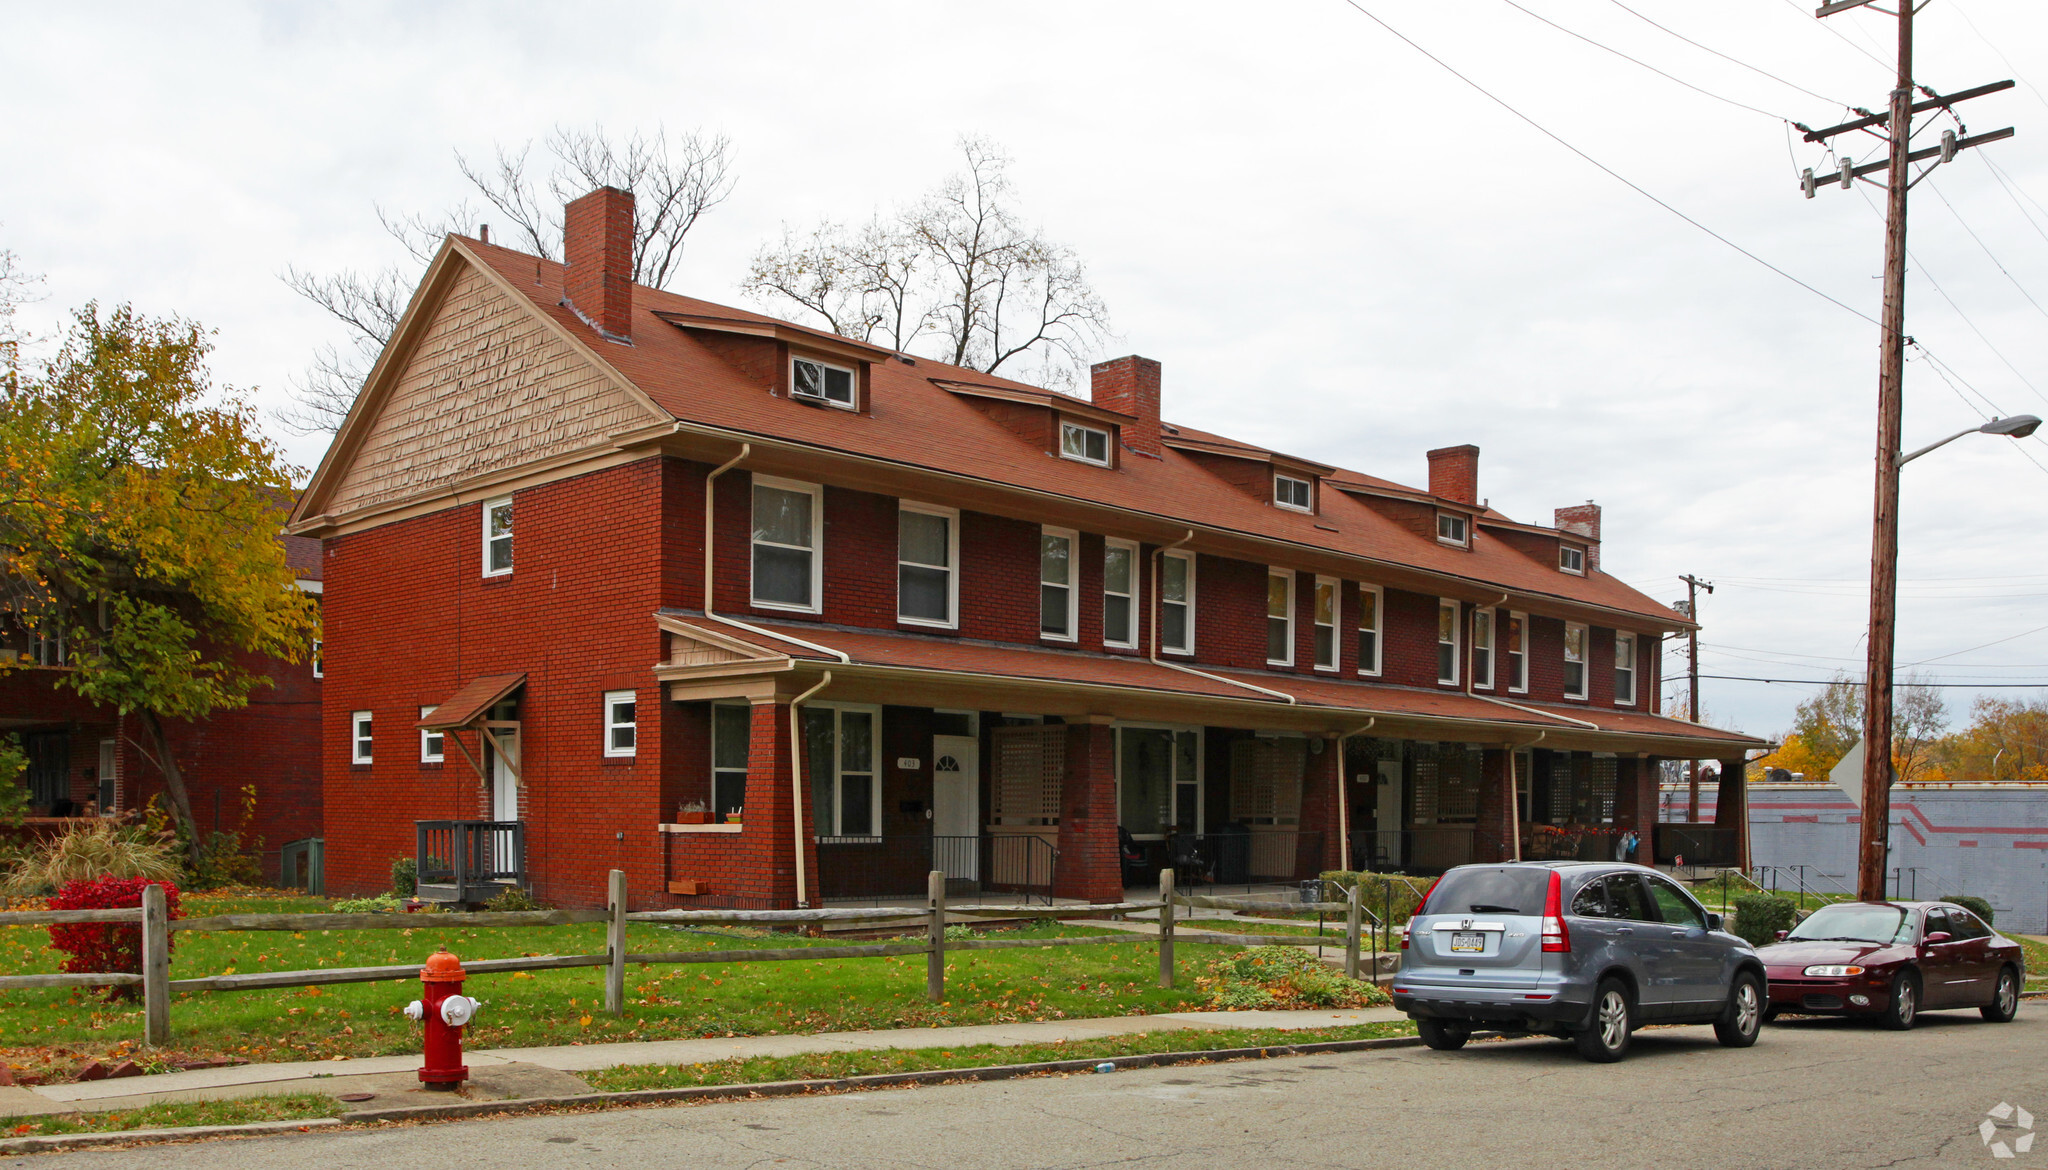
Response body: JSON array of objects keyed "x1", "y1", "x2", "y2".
[
  {"x1": 0, "y1": 893, "x2": 1268, "y2": 1077},
  {"x1": 1, "y1": 1094, "x2": 340, "y2": 1140}
]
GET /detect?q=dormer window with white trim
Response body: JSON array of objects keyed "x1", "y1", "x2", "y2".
[
  {"x1": 1274, "y1": 473, "x2": 1313, "y2": 512},
  {"x1": 1559, "y1": 544, "x2": 1585, "y2": 574},
  {"x1": 1436, "y1": 511, "x2": 1469, "y2": 547},
  {"x1": 791, "y1": 354, "x2": 857, "y2": 409},
  {"x1": 1060, "y1": 421, "x2": 1112, "y2": 467}
]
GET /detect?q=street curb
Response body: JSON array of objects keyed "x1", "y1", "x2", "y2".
[
  {"x1": 0, "y1": 1117, "x2": 343, "y2": 1154},
  {"x1": 339, "y1": 1033, "x2": 1435, "y2": 1124}
]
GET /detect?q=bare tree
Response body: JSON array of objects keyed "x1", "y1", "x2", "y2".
[
  {"x1": 743, "y1": 137, "x2": 1110, "y2": 387},
  {"x1": 0, "y1": 240, "x2": 45, "y2": 378},
  {"x1": 279, "y1": 125, "x2": 735, "y2": 435}
]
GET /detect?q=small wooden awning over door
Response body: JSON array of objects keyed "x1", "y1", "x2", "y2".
[{"x1": 418, "y1": 673, "x2": 527, "y2": 731}]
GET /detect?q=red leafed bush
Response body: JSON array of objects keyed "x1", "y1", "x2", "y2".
[{"x1": 47, "y1": 877, "x2": 182, "y2": 999}]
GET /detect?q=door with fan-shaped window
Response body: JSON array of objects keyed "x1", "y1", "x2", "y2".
[{"x1": 932, "y1": 735, "x2": 980, "y2": 881}]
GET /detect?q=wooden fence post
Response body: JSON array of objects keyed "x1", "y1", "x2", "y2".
[
  {"x1": 1157, "y1": 868, "x2": 1175, "y2": 989},
  {"x1": 927, "y1": 870, "x2": 946, "y2": 1003},
  {"x1": 605, "y1": 869, "x2": 626, "y2": 1015},
  {"x1": 141, "y1": 884, "x2": 169, "y2": 1046},
  {"x1": 1344, "y1": 881, "x2": 1362, "y2": 980}
]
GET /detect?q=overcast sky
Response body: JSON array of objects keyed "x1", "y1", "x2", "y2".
[{"x1": 5, "y1": 1, "x2": 2046, "y2": 739}]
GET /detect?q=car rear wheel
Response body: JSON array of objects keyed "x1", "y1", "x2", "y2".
[
  {"x1": 1878, "y1": 971, "x2": 1918, "y2": 1031},
  {"x1": 1573, "y1": 979, "x2": 1633, "y2": 1063},
  {"x1": 1981, "y1": 966, "x2": 2020, "y2": 1023},
  {"x1": 1418, "y1": 1019, "x2": 1471, "y2": 1051},
  {"x1": 1714, "y1": 972, "x2": 1763, "y2": 1048}
]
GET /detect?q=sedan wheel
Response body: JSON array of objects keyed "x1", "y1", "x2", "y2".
[
  {"x1": 1715, "y1": 973, "x2": 1763, "y2": 1048},
  {"x1": 1574, "y1": 979, "x2": 1633, "y2": 1062},
  {"x1": 1981, "y1": 967, "x2": 2020, "y2": 1023},
  {"x1": 1879, "y1": 971, "x2": 1918, "y2": 1031}
]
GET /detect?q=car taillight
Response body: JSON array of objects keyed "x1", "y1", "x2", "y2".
[
  {"x1": 1402, "y1": 875, "x2": 1443, "y2": 950},
  {"x1": 1541, "y1": 870, "x2": 1570, "y2": 953}
]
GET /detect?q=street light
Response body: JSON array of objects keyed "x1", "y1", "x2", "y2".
[{"x1": 1858, "y1": 412, "x2": 2043, "y2": 901}]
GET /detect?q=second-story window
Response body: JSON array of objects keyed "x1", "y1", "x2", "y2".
[
  {"x1": 1560, "y1": 544, "x2": 1585, "y2": 574},
  {"x1": 791, "y1": 355, "x2": 856, "y2": 408},
  {"x1": 1266, "y1": 569, "x2": 1294, "y2": 665},
  {"x1": 1436, "y1": 512, "x2": 1468, "y2": 547},
  {"x1": 1060, "y1": 421, "x2": 1111, "y2": 466},
  {"x1": 1615, "y1": 632, "x2": 1637, "y2": 705},
  {"x1": 897, "y1": 504, "x2": 958, "y2": 627},
  {"x1": 1161, "y1": 551, "x2": 1194, "y2": 654},
  {"x1": 1564, "y1": 622, "x2": 1589, "y2": 699},
  {"x1": 1040, "y1": 527, "x2": 1077, "y2": 641},
  {"x1": 1437, "y1": 600, "x2": 1461, "y2": 685},
  {"x1": 420, "y1": 706, "x2": 443, "y2": 764},
  {"x1": 751, "y1": 476, "x2": 822, "y2": 612},
  {"x1": 1274, "y1": 474, "x2": 1313, "y2": 512},
  {"x1": 1357, "y1": 584, "x2": 1383, "y2": 676},
  {"x1": 1313, "y1": 576, "x2": 1338, "y2": 671},
  {"x1": 1472, "y1": 608, "x2": 1495, "y2": 689},
  {"x1": 482, "y1": 496, "x2": 513, "y2": 576},
  {"x1": 1506, "y1": 611, "x2": 1528, "y2": 693},
  {"x1": 604, "y1": 690, "x2": 637, "y2": 757},
  {"x1": 1103, "y1": 539, "x2": 1138, "y2": 648}
]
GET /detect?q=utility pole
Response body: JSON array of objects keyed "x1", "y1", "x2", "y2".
[
  {"x1": 1796, "y1": 0, "x2": 2014, "y2": 901},
  {"x1": 1678, "y1": 575, "x2": 1713, "y2": 822}
]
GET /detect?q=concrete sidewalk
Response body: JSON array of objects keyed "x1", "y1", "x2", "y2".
[{"x1": 0, "y1": 1005, "x2": 1403, "y2": 1119}]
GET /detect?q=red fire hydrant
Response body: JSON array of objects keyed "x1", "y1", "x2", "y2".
[{"x1": 405, "y1": 948, "x2": 481, "y2": 1090}]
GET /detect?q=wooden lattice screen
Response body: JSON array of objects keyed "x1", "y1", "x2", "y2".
[
  {"x1": 1228, "y1": 737, "x2": 1306, "y2": 823},
  {"x1": 990, "y1": 725, "x2": 1066, "y2": 824}
]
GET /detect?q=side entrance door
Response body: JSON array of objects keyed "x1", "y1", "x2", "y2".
[{"x1": 932, "y1": 734, "x2": 979, "y2": 882}]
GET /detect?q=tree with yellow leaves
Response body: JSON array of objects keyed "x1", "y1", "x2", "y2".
[
  {"x1": 1747, "y1": 673, "x2": 1946, "y2": 786},
  {"x1": 0, "y1": 303, "x2": 320, "y2": 864}
]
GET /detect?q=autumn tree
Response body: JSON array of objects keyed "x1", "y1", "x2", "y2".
[
  {"x1": 1749, "y1": 673, "x2": 1948, "y2": 784},
  {"x1": 1930, "y1": 696, "x2": 2048, "y2": 783},
  {"x1": 0, "y1": 304, "x2": 320, "y2": 863},
  {"x1": 280, "y1": 124, "x2": 735, "y2": 434},
  {"x1": 744, "y1": 136, "x2": 1111, "y2": 388}
]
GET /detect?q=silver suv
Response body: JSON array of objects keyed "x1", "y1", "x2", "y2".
[{"x1": 1391, "y1": 861, "x2": 1766, "y2": 1062}]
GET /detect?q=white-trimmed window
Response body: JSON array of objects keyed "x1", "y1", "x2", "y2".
[
  {"x1": 1472, "y1": 608, "x2": 1495, "y2": 690},
  {"x1": 1356, "y1": 584, "x2": 1383, "y2": 677},
  {"x1": 420, "y1": 707, "x2": 443, "y2": 764},
  {"x1": 1160, "y1": 550, "x2": 1195, "y2": 655},
  {"x1": 604, "y1": 690, "x2": 637, "y2": 757},
  {"x1": 1060, "y1": 421, "x2": 1111, "y2": 467},
  {"x1": 1560, "y1": 544, "x2": 1585, "y2": 575},
  {"x1": 1506, "y1": 611, "x2": 1528, "y2": 693},
  {"x1": 1266, "y1": 569, "x2": 1294, "y2": 666},
  {"x1": 351, "y1": 711, "x2": 373, "y2": 764},
  {"x1": 1564, "y1": 622, "x2": 1589, "y2": 700},
  {"x1": 312, "y1": 640, "x2": 323, "y2": 679},
  {"x1": 482, "y1": 496, "x2": 513, "y2": 576},
  {"x1": 803, "y1": 703, "x2": 881, "y2": 838},
  {"x1": 711, "y1": 703, "x2": 750, "y2": 818},
  {"x1": 1274, "y1": 473, "x2": 1313, "y2": 512},
  {"x1": 897, "y1": 503, "x2": 958, "y2": 627},
  {"x1": 1040, "y1": 527, "x2": 1077, "y2": 641},
  {"x1": 1437, "y1": 599, "x2": 1461, "y2": 685},
  {"x1": 1312, "y1": 576, "x2": 1339, "y2": 671},
  {"x1": 1614, "y1": 632, "x2": 1637, "y2": 706},
  {"x1": 791, "y1": 354, "x2": 856, "y2": 408},
  {"x1": 1103, "y1": 538, "x2": 1138, "y2": 649},
  {"x1": 751, "y1": 476, "x2": 823, "y2": 612},
  {"x1": 1436, "y1": 511, "x2": 1469, "y2": 547}
]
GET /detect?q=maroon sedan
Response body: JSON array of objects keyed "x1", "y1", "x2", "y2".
[{"x1": 1758, "y1": 900, "x2": 2024, "y2": 1029}]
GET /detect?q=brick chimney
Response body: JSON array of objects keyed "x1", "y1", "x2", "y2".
[
  {"x1": 1090, "y1": 356, "x2": 1162, "y2": 459},
  {"x1": 1555, "y1": 501, "x2": 1602, "y2": 570},
  {"x1": 564, "y1": 186, "x2": 634, "y2": 341},
  {"x1": 1426, "y1": 444, "x2": 1479, "y2": 506}
]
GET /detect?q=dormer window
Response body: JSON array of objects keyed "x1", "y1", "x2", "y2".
[
  {"x1": 1060, "y1": 420, "x2": 1112, "y2": 467},
  {"x1": 1274, "y1": 473, "x2": 1313, "y2": 512},
  {"x1": 791, "y1": 355, "x2": 856, "y2": 409},
  {"x1": 1436, "y1": 511, "x2": 1469, "y2": 547},
  {"x1": 1559, "y1": 544, "x2": 1585, "y2": 575}
]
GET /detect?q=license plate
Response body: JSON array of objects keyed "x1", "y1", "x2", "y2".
[{"x1": 1450, "y1": 931, "x2": 1485, "y2": 953}]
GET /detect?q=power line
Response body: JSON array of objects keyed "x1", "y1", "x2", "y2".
[
  {"x1": 1947, "y1": 0, "x2": 2048, "y2": 116},
  {"x1": 1924, "y1": 179, "x2": 2048, "y2": 324},
  {"x1": 1691, "y1": 673, "x2": 2046, "y2": 688},
  {"x1": 1980, "y1": 156, "x2": 2048, "y2": 249},
  {"x1": 1777, "y1": 0, "x2": 1893, "y2": 76},
  {"x1": 1606, "y1": 0, "x2": 1853, "y2": 109},
  {"x1": 1500, "y1": 1, "x2": 1796, "y2": 123}
]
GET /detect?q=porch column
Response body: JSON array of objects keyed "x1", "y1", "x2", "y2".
[
  {"x1": 1474, "y1": 749, "x2": 1514, "y2": 863},
  {"x1": 1714, "y1": 757, "x2": 1749, "y2": 871},
  {"x1": 1614, "y1": 755, "x2": 1657, "y2": 867},
  {"x1": 1055, "y1": 718, "x2": 1121, "y2": 903},
  {"x1": 1296, "y1": 733, "x2": 1343, "y2": 876},
  {"x1": 742, "y1": 700, "x2": 819, "y2": 909}
]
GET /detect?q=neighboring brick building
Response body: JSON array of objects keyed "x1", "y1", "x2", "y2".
[
  {"x1": 0, "y1": 535, "x2": 324, "y2": 886},
  {"x1": 291, "y1": 186, "x2": 1763, "y2": 909}
]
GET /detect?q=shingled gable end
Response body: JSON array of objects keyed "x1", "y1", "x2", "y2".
[{"x1": 292, "y1": 192, "x2": 1763, "y2": 911}]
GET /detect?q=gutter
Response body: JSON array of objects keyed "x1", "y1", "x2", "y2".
[
  {"x1": 1146, "y1": 531, "x2": 1295, "y2": 705},
  {"x1": 701, "y1": 443, "x2": 849, "y2": 665}
]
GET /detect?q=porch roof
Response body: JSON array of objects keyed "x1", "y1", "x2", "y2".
[{"x1": 418, "y1": 672, "x2": 526, "y2": 730}]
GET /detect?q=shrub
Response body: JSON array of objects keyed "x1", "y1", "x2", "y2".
[
  {"x1": 1, "y1": 820, "x2": 180, "y2": 898},
  {"x1": 1941, "y1": 894, "x2": 1995, "y2": 926},
  {"x1": 47, "y1": 876, "x2": 182, "y2": 999},
  {"x1": 1731, "y1": 893, "x2": 1797, "y2": 947},
  {"x1": 332, "y1": 894, "x2": 403, "y2": 913},
  {"x1": 390, "y1": 857, "x2": 418, "y2": 898},
  {"x1": 484, "y1": 885, "x2": 545, "y2": 912},
  {"x1": 1195, "y1": 945, "x2": 1389, "y2": 1010},
  {"x1": 1318, "y1": 870, "x2": 1430, "y2": 930}
]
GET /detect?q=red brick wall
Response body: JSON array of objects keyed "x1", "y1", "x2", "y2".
[
  {"x1": 1057, "y1": 723, "x2": 1121, "y2": 901},
  {"x1": 1089, "y1": 357, "x2": 1160, "y2": 458},
  {"x1": 564, "y1": 187, "x2": 633, "y2": 338},
  {"x1": 1427, "y1": 445, "x2": 1479, "y2": 505}
]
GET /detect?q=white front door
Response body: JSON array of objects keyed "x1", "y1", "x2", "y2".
[
  {"x1": 488, "y1": 728, "x2": 521, "y2": 822},
  {"x1": 932, "y1": 734, "x2": 979, "y2": 881}
]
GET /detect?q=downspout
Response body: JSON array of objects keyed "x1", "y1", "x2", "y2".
[
  {"x1": 702, "y1": 443, "x2": 850, "y2": 665},
  {"x1": 1335, "y1": 718, "x2": 1375, "y2": 871},
  {"x1": 1148, "y1": 531, "x2": 1296, "y2": 704},
  {"x1": 788, "y1": 670, "x2": 832, "y2": 908}
]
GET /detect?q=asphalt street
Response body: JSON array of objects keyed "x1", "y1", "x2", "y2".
[{"x1": 26, "y1": 1011, "x2": 2048, "y2": 1169}]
